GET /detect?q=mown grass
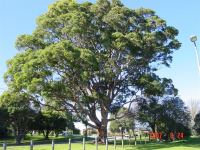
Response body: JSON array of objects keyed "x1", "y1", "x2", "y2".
[{"x1": 1, "y1": 136, "x2": 200, "y2": 150}]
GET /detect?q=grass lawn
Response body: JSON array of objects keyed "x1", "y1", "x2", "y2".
[{"x1": 1, "y1": 136, "x2": 200, "y2": 150}]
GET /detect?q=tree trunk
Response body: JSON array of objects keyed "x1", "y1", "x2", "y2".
[
  {"x1": 97, "y1": 126, "x2": 107, "y2": 143},
  {"x1": 85, "y1": 124, "x2": 88, "y2": 138},
  {"x1": 87, "y1": 101, "x2": 109, "y2": 143},
  {"x1": 16, "y1": 135, "x2": 22, "y2": 145},
  {"x1": 45, "y1": 130, "x2": 49, "y2": 139},
  {"x1": 96, "y1": 107, "x2": 109, "y2": 144},
  {"x1": 121, "y1": 129, "x2": 124, "y2": 141},
  {"x1": 150, "y1": 123, "x2": 156, "y2": 132},
  {"x1": 43, "y1": 130, "x2": 50, "y2": 139},
  {"x1": 155, "y1": 124, "x2": 157, "y2": 132},
  {"x1": 15, "y1": 129, "x2": 25, "y2": 145}
]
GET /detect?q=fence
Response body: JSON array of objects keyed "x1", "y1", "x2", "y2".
[{"x1": 1, "y1": 135, "x2": 149, "y2": 150}]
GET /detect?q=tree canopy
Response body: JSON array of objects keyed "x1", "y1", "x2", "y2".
[
  {"x1": 0, "y1": 107, "x2": 9, "y2": 138},
  {"x1": 4, "y1": 0, "x2": 181, "y2": 142},
  {"x1": 0, "y1": 91, "x2": 36, "y2": 144},
  {"x1": 136, "y1": 95, "x2": 191, "y2": 138},
  {"x1": 194, "y1": 112, "x2": 200, "y2": 135},
  {"x1": 30, "y1": 110, "x2": 74, "y2": 139},
  {"x1": 110, "y1": 107, "x2": 135, "y2": 134}
]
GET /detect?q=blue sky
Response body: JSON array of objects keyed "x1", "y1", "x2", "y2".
[{"x1": 0, "y1": 0, "x2": 200, "y2": 103}]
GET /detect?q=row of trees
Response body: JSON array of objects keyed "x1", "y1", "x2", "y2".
[
  {"x1": 0, "y1": 92, "x2": 75, "y2": 144},
  {"x1": 1, "y1": 0, "x2": 182, "y2": 143},
  {"x1": 109, "y1": 93, "x2": 192, "y2": 139},
  {"x1": 137, "y1": 96, "x2": 191, "y2": 137}
]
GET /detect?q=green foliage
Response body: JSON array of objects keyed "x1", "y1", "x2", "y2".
[
  {"x1": 110, "y1": 107, "x2": 135, "y2": 134},
  {"x1": 4, "y1": 0, "x2": 181, "y2": 142},
  {"x1": 194, "y1": 113, "x2": 200, "y2": 135},
  {"x1": 0, "y1": 91, "x2": 36, "y2": 144},
  {"x1": 73, "y1": 128, "x2": 80, "y2": 134},
  {"x1": 0, "y1": 107, "x2": 9, "y2": 138},
  {"x1": 161, "y1": 97, "x2": 191, "y2": 137},
  {"x1": 136, "y1": 95, "x2": 191, "y2": 137},
  {"x1": 30, "y1": 110, "x2": 74, "y2": 139}
]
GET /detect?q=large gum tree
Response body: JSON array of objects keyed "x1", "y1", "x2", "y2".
[{"x1": 5, "y1": 0, "x2": 181, "y2": 142}]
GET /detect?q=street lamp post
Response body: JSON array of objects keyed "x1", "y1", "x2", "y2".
[{"x1": 190, "y1": 35, "x2": 200, "y2": 74}]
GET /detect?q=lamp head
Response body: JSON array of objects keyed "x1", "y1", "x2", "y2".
[{"x1": 190, "y1": 35, "x2": 197, "y2": 42}]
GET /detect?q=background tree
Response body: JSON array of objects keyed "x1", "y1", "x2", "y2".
[
  {"x1": 0, "y1": 107, "x2": 9, "y2": 138},
  {"x1": 31, "y1": 110, "x2": 74, "y2": 139},
  {"x1": 110, "y1": 107, "x2": 135, "y2": 137},
  {"x1": 136, "y1": 78, "x2": 177, "y2": 132},
  {"x1": 0, "y1": 91, "x2": 36, "y2": 144},
  {"x1": 161, "y1": 97, "x2": 191, "y2": 137},
  {"x1": 189, "y1": 99, "x2": 199, "y2": 127},
  {"x1": 136, "y1": 94, "x2": 191, "y2": 138},
  {"x1": 193, "y1": 112, "x2": 200, "y2": 135},
  {"x1": 136, "y1": 96, "x2": 162, "y2": 132},
  {"x1": 4, "y1": 0, "x2": 181, "y2": 143}
]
